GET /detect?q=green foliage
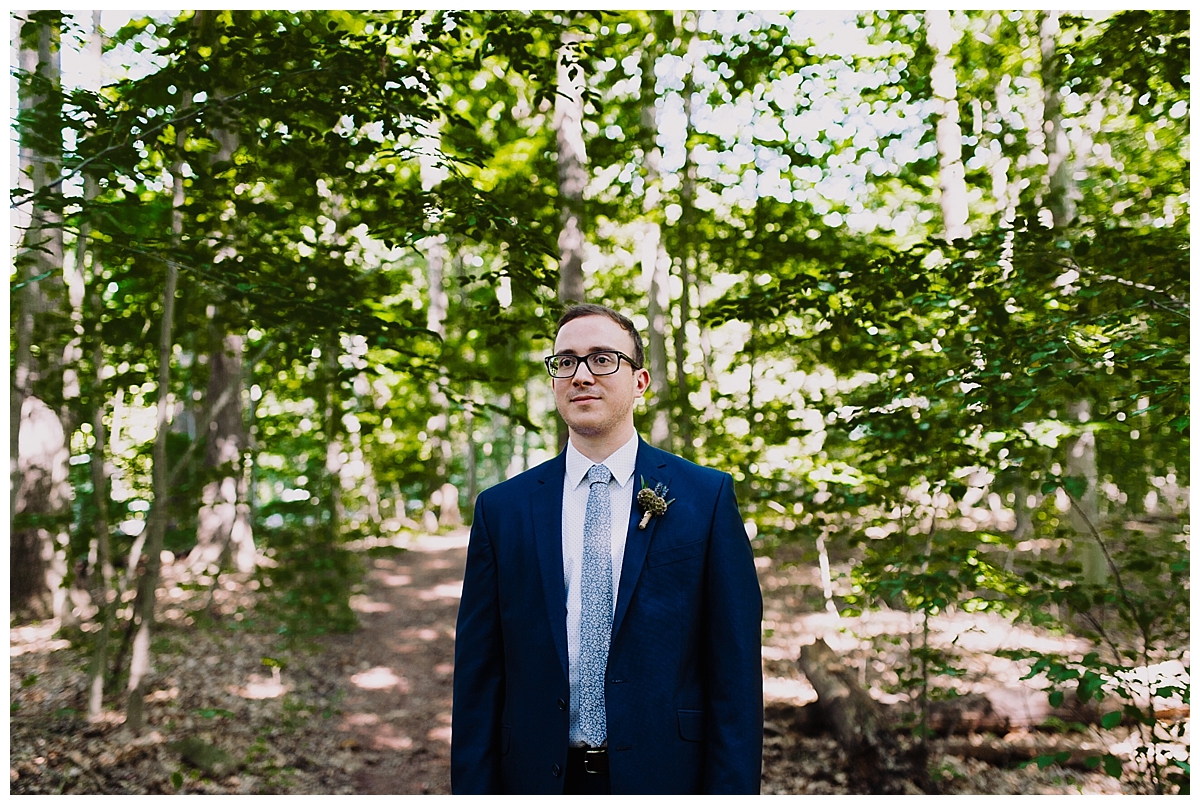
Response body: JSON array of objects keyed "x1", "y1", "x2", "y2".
[
  {"x1": 1062, "y1": 11, "x2": 1190, "y2": 111},
  {"x1": 256, "y1": 527, "x2": 362, "y2": 640},
  {"x1": 12, "y1": 14, "x2": 1191, "y2": 786},
  {"x1": 1000, "y1": 521, "x2": 1190, "y2": 793}
]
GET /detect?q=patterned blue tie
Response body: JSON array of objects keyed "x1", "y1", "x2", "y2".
[{"x1": 579, "y1": 464, "x2": 613, "y2": 747}]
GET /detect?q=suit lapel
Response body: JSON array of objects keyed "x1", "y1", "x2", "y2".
[
  {"x1": 612, "y1": 439, "x2": 670, "y2": 640},
  {"x1": 531, "y1": 451, "x2": 571, "y2": 683}
]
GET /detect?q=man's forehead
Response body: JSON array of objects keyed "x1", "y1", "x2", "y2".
[{"x1": 553, "y1": 315, "x2": 634, "y2": 353}]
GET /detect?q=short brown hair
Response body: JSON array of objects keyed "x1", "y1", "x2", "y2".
[{"x1": 556, "y1": 303, "x2": 645, "y2": 369}]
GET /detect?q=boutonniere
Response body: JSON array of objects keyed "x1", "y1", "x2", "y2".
[{"x1": 636, "y1": 477, "x2": 674, "y2": 530}]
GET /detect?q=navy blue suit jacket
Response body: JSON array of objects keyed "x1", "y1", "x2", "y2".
[{"x1": 451, "y1": 439, "x2": 763, "y2": 794}]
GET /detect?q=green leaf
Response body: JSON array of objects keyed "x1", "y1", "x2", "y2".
[
  {"x1": 1102, "y1": 754, "x2": 1123, "y2": 778},
  {"x1": 1048, "y1": 690, "x2": 1064, "y2": 707},
  {"x1": 1100, "y1": 710, "x2": 1122, "y2": 729},
  {"x1": 171, "y1": 770, "x2": 184, "y2": 790},
  {"x1": 1062, "y1": 476, "x2": 1088, "y2": 500}
]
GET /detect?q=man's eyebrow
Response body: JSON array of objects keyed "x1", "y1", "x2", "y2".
[{"x1": 553, "y1": 347, "x2": 618, "y2": 356}]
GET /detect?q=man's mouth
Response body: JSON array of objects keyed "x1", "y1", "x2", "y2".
[{"x1": 570, "y1": 394, "x2": 600, "y2": 403}]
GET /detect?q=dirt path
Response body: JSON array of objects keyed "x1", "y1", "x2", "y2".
[
  {"x1": 312, "y1": 534, "x2": 1132, "y2": 797},
  {"x1": 321, "y1": 533, "x2": 469, "y2": 795}
]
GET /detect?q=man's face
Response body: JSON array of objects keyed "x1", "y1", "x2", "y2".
[{"x1": 552, "y1": 315, "x2": 650, "y2": 443}]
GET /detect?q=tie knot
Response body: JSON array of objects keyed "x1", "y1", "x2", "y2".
[{"x1": 587, "y1": 464, "x2": 612, "y2": 486}]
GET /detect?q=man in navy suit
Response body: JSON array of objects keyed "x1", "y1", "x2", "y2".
[{"x1": 451, "y1": 303, "x2": 763, "y2": 794}]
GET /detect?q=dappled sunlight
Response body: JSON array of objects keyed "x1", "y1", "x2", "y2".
[
  {"x1": 381, "y1": 573, "x2": 412, "y2": 587},
  {"x1": 10, "y1": 620, "x2": 71, "y2": 657},
  {"x1": 351, "y1": 666, "x2": 411, "y2": 693},
  {"x1": 428, "y1": 712, "x2": 453, "y2": 745},
  {"x1": 374, "y1": 731, "x2": 415, "y2": 751},
  {"x1": 350, "y1": 595, "x2": 392, "y2": 614},
  {"x1": 145, "y1": 686, "x2": 179, "y2": 703},
  {"x1": 229, "y1": 670, "x2": 287, "y2": 700},
  {"x1": 395, "y1": 627, "x2": 451, "y2": 644},
  {"x1": 763, "y1": 675, "x2": 816, "y2": 705},
  {"x1": 418, "y1": 582, "x2": 463, "y2": 601}
]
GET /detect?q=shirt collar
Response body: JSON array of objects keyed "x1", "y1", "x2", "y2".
[{"x1": 565, "y1": 432, "x2": 639, "y2": 490}]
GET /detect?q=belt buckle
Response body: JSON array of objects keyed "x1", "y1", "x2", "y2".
[{"x1": 583, "y1": 748, "x2": 607, "y2": 774}]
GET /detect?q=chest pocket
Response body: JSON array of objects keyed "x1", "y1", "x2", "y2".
[{"x1": 647, "y1": 539, "x2": 705, "y2": 567}]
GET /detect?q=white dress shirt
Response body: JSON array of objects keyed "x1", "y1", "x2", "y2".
[{"x1": 562, "y1": 432, "x2": 638, "y2": 745}]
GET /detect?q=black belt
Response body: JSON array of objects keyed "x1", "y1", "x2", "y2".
[{"x1": 568, "y1": 747, "x2": 609, "y2": 774}]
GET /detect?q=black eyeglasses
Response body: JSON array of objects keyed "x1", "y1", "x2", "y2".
[{"x1": 544, "y1": 350, "x2": 641, "y2": 379}]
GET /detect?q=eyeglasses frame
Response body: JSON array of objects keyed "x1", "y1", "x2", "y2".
[{"x1": 544, "y1": 350, "x2": 642, "y2": 379}]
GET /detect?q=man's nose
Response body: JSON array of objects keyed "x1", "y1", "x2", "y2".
[{"x1": 572, "y1": 362, "x2": 595, "y2": 384}]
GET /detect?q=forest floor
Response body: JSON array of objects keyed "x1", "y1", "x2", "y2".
[{"x1": 9, "y1": 529, "x2": 1169, "y2": 795}]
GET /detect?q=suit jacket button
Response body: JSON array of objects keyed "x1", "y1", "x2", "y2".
[
  {"x1": 556, "y1": 698, "x2": 567, "y2": 711},
  {"x1": 551, "y1": 764, "x2": 561, "y2": 777}
]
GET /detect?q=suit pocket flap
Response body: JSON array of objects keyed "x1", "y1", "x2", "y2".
[
  {"x1": 647, "y1": 539, "x2": 705, "y2": 567},
  {"x1": 677, "y1": 709, "x2": 705, "y2": 742},
  {"x1": 501, "y1": 724, "x2": 512, "y2": 755}
]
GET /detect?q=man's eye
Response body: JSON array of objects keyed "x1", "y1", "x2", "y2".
[
  {"x1": 592, "y1": 354, "x2": 614, "y2": 366},
  {"x1": 558, "y1": 356, "x2": 577, "y2": 369}
]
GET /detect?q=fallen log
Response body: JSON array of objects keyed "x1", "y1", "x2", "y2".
[
  {"x1": 920, "y1": 689, "x2": 1100, "y2": 736},
  {"x1": 799, "y1": 638, "x2": 929, "y2": 793},
  {"x1": 940, "y1": 734, "x2": 1110, "y2": 769}
]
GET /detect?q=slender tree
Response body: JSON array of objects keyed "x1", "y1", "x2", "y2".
[
  {"x1": 11, "y1": 10, "x2": 72, "y2": 619},
  {"x1": 926, "y1": 10, "x2": 971, "y2": 240},
  {"x1": 555, "y1": 23, "x2": 588, "y2": 450},
  {"x1": 1039, "y1": 11, "x2": 1104, "y2": 584},
  {"x1": 639, "y1": 13, "x2": 675, "y2": 450},
  {"x1": 670, "y1": 10, "x2": 702, "y2": 460}
]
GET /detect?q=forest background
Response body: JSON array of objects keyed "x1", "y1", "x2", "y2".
[{"x1": 9, "y1": 8, "x2": 1189, "y2": 793}]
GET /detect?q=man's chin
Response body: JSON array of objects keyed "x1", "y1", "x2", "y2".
[
  {"x1": 562, "y1": 415, "x2": 612, "y2": 439},
  {"x1": 565, "y1": 422, "x2": 604, "y2": 438}
]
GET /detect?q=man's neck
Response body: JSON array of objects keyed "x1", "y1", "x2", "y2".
[{"x1": 568, "y1": 426, "x2": 637, "y2": 464}]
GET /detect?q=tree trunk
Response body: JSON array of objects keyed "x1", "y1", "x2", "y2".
[
  {"x1": 1065, "y1": 401, "x2": 1105, "y2": 583},
  {"x1": 322, "y1": 335, "x2": 344, "y2": 535},
  {"x1": 799, "y1": 638, "x2": 929, "y2": 793},
  {"x1": 1039, "y1": 11, "x2": 1076, "y2": 228},
  {"x1": 11, "y1": 11, "x2": 70, "y2": 621},
  {"x1": 1039, "y1": 14, "x2": 1101, "y2": 584},
  {"x1": 555, "y1": 28, "x2": 587, "y2": 309},
  {"x1": 672, "y1": 11, "x2": 700, "y2": 460},
  {"x1": 555, "y1": 27, "x2": 588, "y2": 452},
  {"x1": 193, "y1": 66, "x2": 253, "y2": 574},
  {"x1": 419, "y1": 123, "x2": 454, "y2": 480},
  {"x1": 926, "y1": 10, "x2": 971, "y2": 241},
  {"x1": 12, "y1": 398, "x2": 72, "y2": 619},
  {"x1": 423, "y1": 233, "x2": 452, "y2": 479},
  {"x1": 125, "y1": 80, "x2": 190, "y2": 733},
  {"x1": 87, "y1": 239, "x2": 116, "y2": 717},
  {"x1": 76, "y1": 13, "x2": 116, "y2": 717},
  {"x1": 192, "y1": 319, "x2": 248, "y2": 573},
  {"x1": 640, "y1": 13, "x2": 673, "y2": 450}
]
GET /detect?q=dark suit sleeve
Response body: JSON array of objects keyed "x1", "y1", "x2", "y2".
[
  {"x1": 451, "y1": 494, "x2": 505, "y2": 793},
  {"x1": 702, "y1": 472, "x2": 764, "y2": 793}
]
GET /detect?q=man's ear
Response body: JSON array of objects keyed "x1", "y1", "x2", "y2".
[{"x1": 635, "y1": 367, "x2": 650, "y2": 397}]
